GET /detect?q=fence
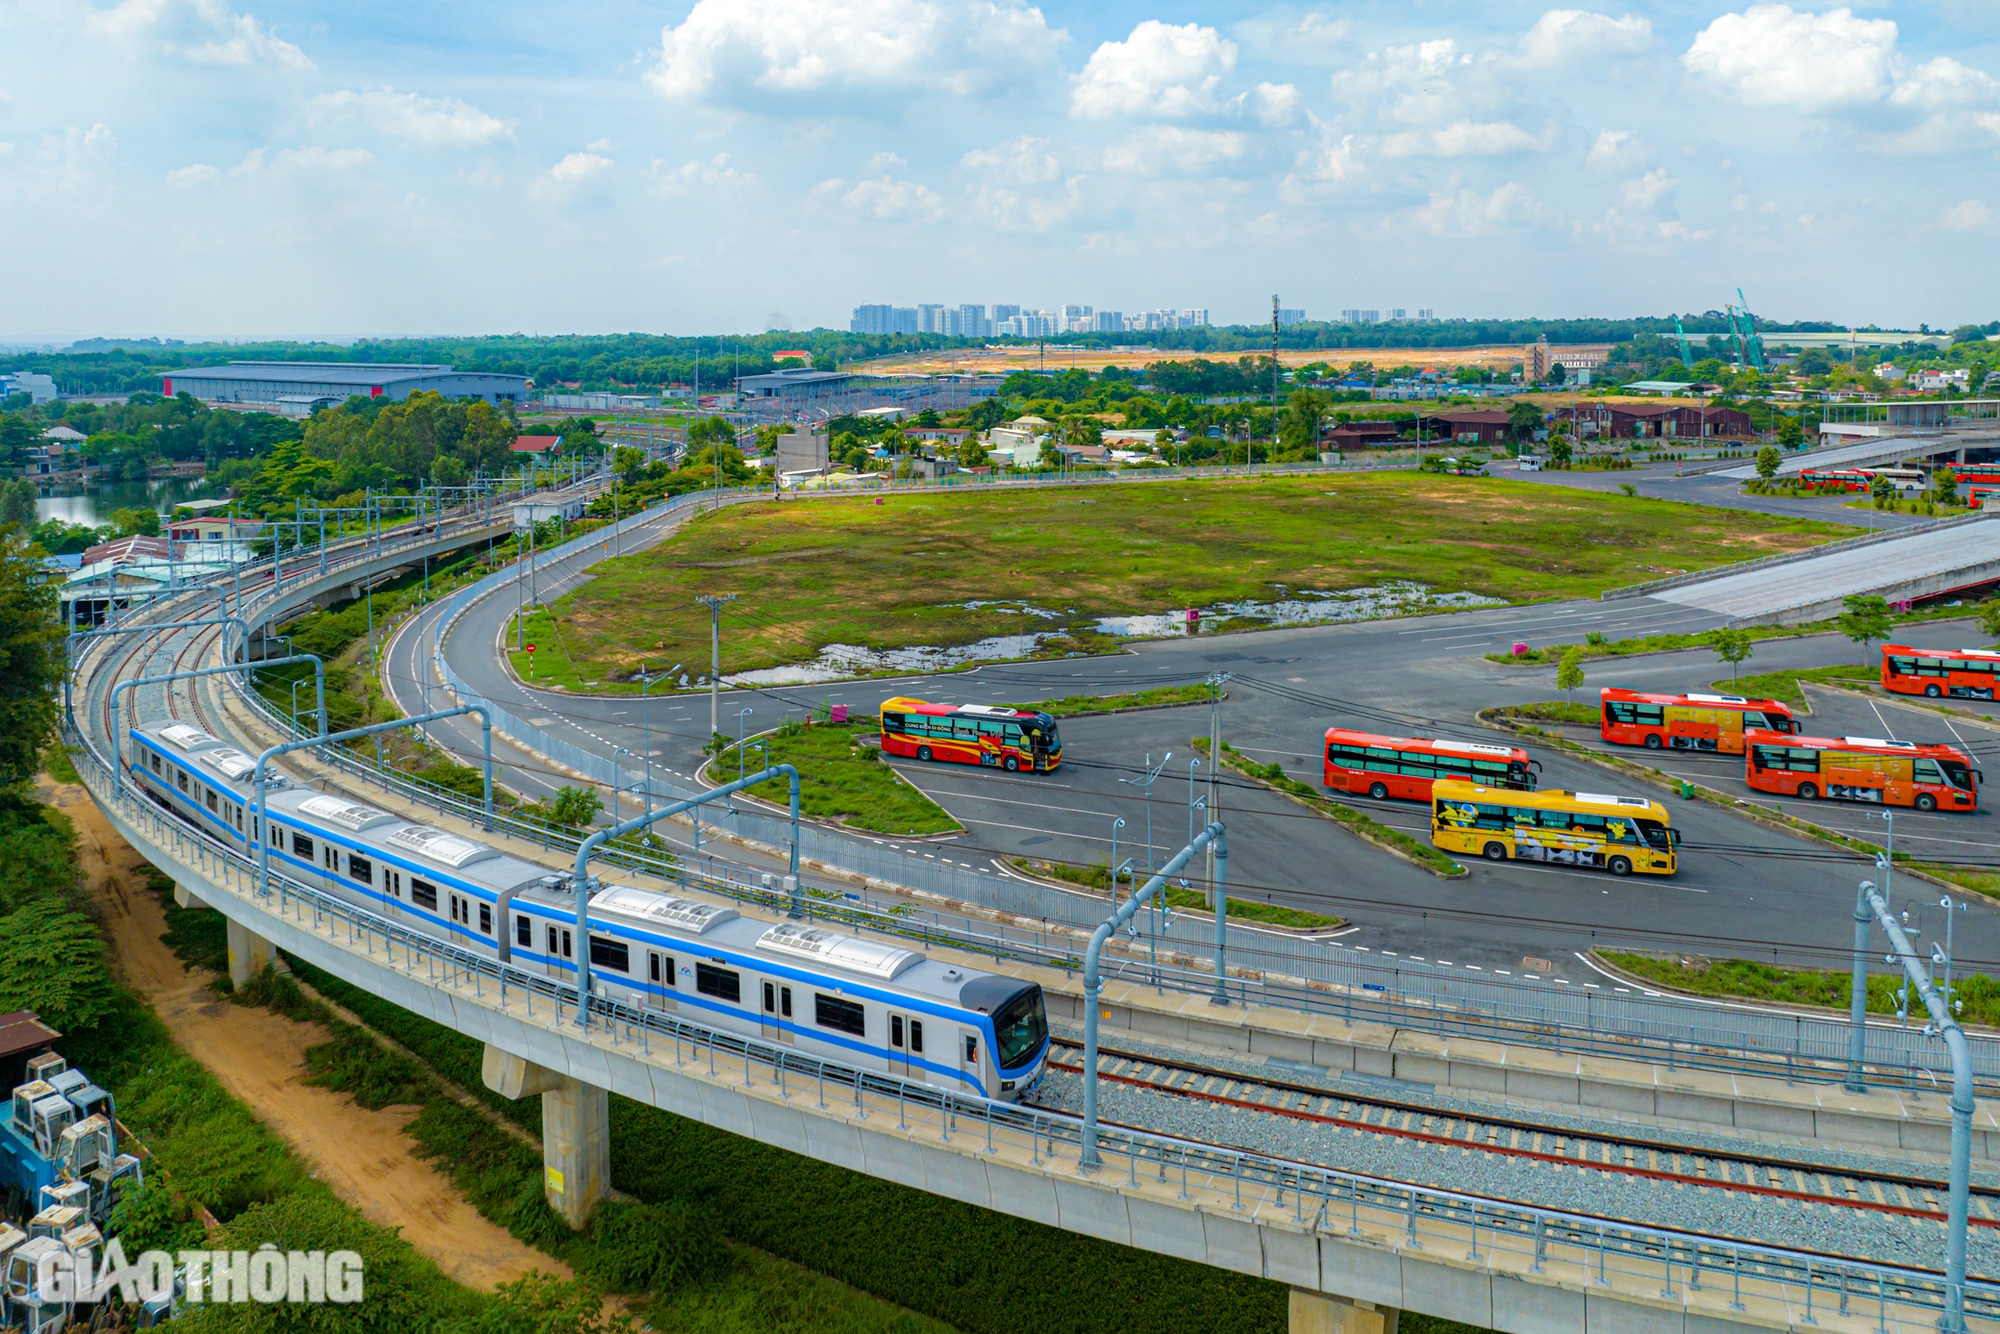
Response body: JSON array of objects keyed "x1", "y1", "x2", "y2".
[
  {"x1": 74, "y1": 473, "x2": 2000, "y2": 1097},
  {"x1": 59, "y1": 728, "x2": 2000, "y2": 1334}
]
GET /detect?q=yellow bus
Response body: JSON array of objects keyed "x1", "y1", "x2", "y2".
[{"x1": 1430, "y1": 780, "x2": 1679, "y2": 877}]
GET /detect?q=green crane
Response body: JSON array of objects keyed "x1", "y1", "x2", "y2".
[
  {"x1": 1735, "y1": 287, "x2": 1767, "y2": 371},
  {"x1": 1673, "y1": 317, "x2": 1695, "y2": 369}
]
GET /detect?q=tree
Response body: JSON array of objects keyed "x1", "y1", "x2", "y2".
[
  {"x1": 106, "y1": 505, "x2": 160, "y2": 537},
  {"x1": 1754, "y1": 446, "x2": 1781, "y2": 480},
  {"x1": 1548, "y1": 434, "x2": 1574, "y2": 467},
  {"x1": 0, "y1": 536, "x2": 61, "y2": 784},
  {"x1": 1507, "y1": 400, "x2": 1543, "y2": 445},
  {"x1": 525, "y1": 785, "x2": 602, "y2": 832},
  {"x1": 1776, "y1": 416, "x2": 1804, "y2": 449},
  {"x1": 0, "y1": 478, "x2": 34, "y2": 531},
  {"x1": 1711, "y1": 627, "x2": 1754, "y2": 682},
  {"x1": 1977, "y1": 596, "x2": 2000, "y2": 644},
  {"x1": 1933, "y1": 466, "x2": 1959, "y2": 507},
  {"x1": 1280, "y1": 387, "x2": 1333, "y2": 454},
  {"x1": 0, "y1": 899, "x2": 116, "y2": 1033},
  {"x1": 1870, "y1": 473, "x2": 1895, "y2": 507},
  {"x1": 953, "y1": 436, "x2": 989, "y2": 468},
  {"x1": 1543, "y1": 361, "x2": 1567, "y2": 385},
  {"x1": 1555, "y1": 646, "x2": 1585, "y2": 703},
  {"x1": 613, "y1": 445, "x2": 646, "y2": 483},
  {"x1": 1839, "y1": 593, "x2": 1892, "y2": 665}
]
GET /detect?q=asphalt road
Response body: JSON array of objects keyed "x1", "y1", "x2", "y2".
[
  {"x1": 1500, "y1": 460, "x2": 1937, "y2": 530},
  {"x1": 375, "y1": 490, "x2": 2000, "y2": 990}
]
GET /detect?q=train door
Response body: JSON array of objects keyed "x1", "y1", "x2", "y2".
[
  {"x1": 447, "y1": 891, "x2": 471, "y2": 946},
  {"x1": 759, "y1": 981, "x2": 793, "y2": 1042},
  {"x1": 543, "y1": 923, "x2": 573, "y2": 980},
  {"x1": 959, "y1": 1029, "x2": 981, "y2": 1094},
  {"x1": 888, "y1": 1012, "x2": 925, "y2": 1078}
]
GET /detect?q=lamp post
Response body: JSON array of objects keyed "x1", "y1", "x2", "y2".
[
  {"x1": 737, "y1": 707, "x2": 754, "y2": 779},
  {"x1": 1119, "y1": 751, "x2": 1172, "y2": 875},
  {"x1": 1187, "y1": 757, "x2": 1203, "y2": 842},
  {"x1": 1107, "y1": 816, "x2": 1124, "y2": 905}
]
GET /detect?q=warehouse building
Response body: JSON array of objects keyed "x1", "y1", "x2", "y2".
[{"x1": 160, "y1": 362, "x2": 529, "y2": 408}]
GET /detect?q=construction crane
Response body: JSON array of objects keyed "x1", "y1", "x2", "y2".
[
  {"x1": 1735, "y1": 287, "x2": 1767, "y2": 371},
  {"x1": 1673, "y1": 317, "x2": 1695, "y2": 369}
]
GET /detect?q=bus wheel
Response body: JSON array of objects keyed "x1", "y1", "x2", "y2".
[
  {"x1": 1925, "y1": 685, "x2": 1942, "y2": 697},
  {"x1": 1917, "y1": 794, "x2": 1938, "y2": 811},
  {"x1": 917, "y1": 746, "x2": 933, "y2": 762},
  {"x1": 1483, "y1": 841, "x2": 1507, "y2": 861},
  {"x1": 1004, "y1": 756, "x2": 1020, "y2": 772},
  {"x1": 1643, "y1": 734, "x2": 1663, "y2": 749},
  {"x1": 1797, "y1": 782, "x2": 1818, "y2": 800},
  {"x1": 1368, "y1": 782, "x2": 1389, "y2": 801},
  {"x1": 1607, "y1": 855, "x2": 1633, "y2": 877}
]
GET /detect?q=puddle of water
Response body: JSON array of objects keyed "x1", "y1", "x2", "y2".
[
  {"x1": 722, "y1": 633, "x2": 1067, "y2": 686},
  {"x1": 940, "y1": 600, "x2": 1064, "y2": 620},
  {"x1": 1097, "y1": 581, "x2": 1502, "y2": 637}
]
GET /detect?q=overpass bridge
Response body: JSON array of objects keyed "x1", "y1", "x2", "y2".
[{"x1": 68, "y1": 485, "x2": 2000, "y2": 1334}]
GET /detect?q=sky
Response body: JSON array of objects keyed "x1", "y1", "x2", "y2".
[{"x1": 3, "y1": 0, "x2": 1998, "y2": 341}]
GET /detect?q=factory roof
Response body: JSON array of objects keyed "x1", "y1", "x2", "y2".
[{"x1": 167, "y1": 362, "x2": 462, "y2": 385}]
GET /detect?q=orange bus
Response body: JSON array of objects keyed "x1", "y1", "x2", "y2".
[
  {"x1": 1882, "y1": 645, "x2": 2000, "y2": 700},
  {"x1": 1324, "y1": 728, "x2": 1538, "y2": 801},
  {"x1": 1600, "y1": 688, "x2": 1799, "y2": 753},
  {"x1": 1745, "y1": 732, "x2": 1981, "y2": 811},
  {"x1": 880, "y1": 698, "x2": 1061, "y2": 772}
]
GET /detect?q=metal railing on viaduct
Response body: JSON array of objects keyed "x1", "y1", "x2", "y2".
[{"x1": 66, "y1": 481, "x2": 2000, "y2": 1334}]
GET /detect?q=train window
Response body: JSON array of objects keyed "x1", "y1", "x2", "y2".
[
  {"x1": 890, "y1": 1015, "x2": 903, "y2": 1047},
  {"x1": 762, "y1": 981, "x2": 774, "y2": 1011},
  {"x1": 410, "y1": 878, "x2": 438, "y2": 910},
  {"x1": 149, "y1": 753, "x2": 161, "y2": 774},
  {"x1": 695, "y1": 963, "x2": 741, "y2": 1002},
  {"x1": 815, "y1": 994, "x2": 865, "y2": 1036},
  {"x1": 909, "y1": 1020, "x2": 924, "y2": 1054},
  {"x1": 478, "y1": 903, "x2": 491, "y2": 935},
  {"x1": 516, "y1": 916, "x2": 532, "y2": 948},
  {"x1": 649, "y1": 952, "x2": 674, "y2": 986},
  {"x1": 176, "y1": 769, "x2": 187, "y2": 792},
  {"x1": 545, "y1": 928, "x2": 572, "y2": 959},
  {"x1": 781, "y1": 987, "x2": 792, "y2": 1018},
  {"x1": 588, "y1": 936, "x2": 630, "y2": 972},
  {"x1": 323, "y1": 845, "x2": 336, "y2": 870},
  {"x1": 388, "y1": 870, "x2": 402, "y2": 898},
  {"x1": 347, "y1": 854, "x2": 373, "y2": 884},
  {"x1": 205, "y1": 789, "x2": 218, "y2": 813},
  {"x1": 964, "y1": 1035, "x2": 977, "y2": 1063},
  {"x1": 291, "y1": 832, "x2": 313, "y2": 859}
]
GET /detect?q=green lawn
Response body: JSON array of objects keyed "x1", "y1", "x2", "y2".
[
  {"x1": 513, "y1": 474, "x2": 1853, "y2": 685},
  {"x1": 1600, "y1": 950, "x2": 2000, "y2": 1026},
  {"x1": 1488, "y1": 701, "x2": 1600, "y2": 726},
  {"x1": 719, "y1": 719, "x2": 961, "y2": 836},
  {"x1": 1008, "y1": 856, "x2": 1343, "y2": 930},
  {"x1": 1013, "y1": 683, "x2": 1217, "y2": 716},
  {"x1": 1711, "y1": 664, "x2": 1878, "y2": 708}
]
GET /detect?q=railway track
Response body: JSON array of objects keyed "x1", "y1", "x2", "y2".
[{"x1": 1045, "y1": 1037, "x2": 2000, "y2": 1227}]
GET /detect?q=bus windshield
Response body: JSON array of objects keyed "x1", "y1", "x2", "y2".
[
  {"x1": 991, "y1": 986, "x2": 1048, "y2": 1070},
  {"x1": 1026, "y1": 722, "x2": 1059, "y2": 753},
  {"x1": 1942, "y1": 759, "x2": 1978, "y2": 791}
]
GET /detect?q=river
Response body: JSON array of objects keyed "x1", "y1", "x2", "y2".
[{"x1": 37, "y1": 477, "x2": 226, "y2": 527}]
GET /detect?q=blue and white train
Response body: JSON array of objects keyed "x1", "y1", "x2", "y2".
[{"x1": 127, "y1": 721, "x2": 1050, "y2": 1100}]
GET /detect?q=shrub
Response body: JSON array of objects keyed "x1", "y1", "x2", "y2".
[{"x1": 587, "y1": 1198, "x2": 731, "y2": 1294}]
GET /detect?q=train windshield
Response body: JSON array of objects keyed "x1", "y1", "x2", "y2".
[{"x1": 992, "y1": 986, "x2": 1048, "y2": 1070}]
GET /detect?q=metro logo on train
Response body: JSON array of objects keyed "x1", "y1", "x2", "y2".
[
  {"x1": 1599, "y1": 688, "x2": 1798, "y2": 754},
  {"x1": 125, "y1": 720, "x2": 1050, "y2": 1101}
]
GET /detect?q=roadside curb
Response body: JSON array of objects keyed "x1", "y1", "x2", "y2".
[
  {"x1": 1474, "y1": 706, "x2": 1995, "y2": 906},
  {"x1": 996, "y1": 858, "x2": 1350, "y2": 938},
  {"x1": 1196, "y1": 742, "x2": 1469, "y2": 880}
]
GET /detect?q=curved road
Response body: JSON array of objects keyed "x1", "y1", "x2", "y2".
[{"x1": 382, "y1": 481, "x2": 2000, "y2": 989}]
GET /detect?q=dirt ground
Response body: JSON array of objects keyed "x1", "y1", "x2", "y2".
[{"x1": 47, "y1": 776, "x2": 569, "y2": 1296}]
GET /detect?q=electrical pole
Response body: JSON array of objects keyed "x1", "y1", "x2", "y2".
[
  {"x1": 695, "y1": 593, "x2": 737, "y2": 738},
  {"x1": 1205, "y1": 672, "x2": 1229, "y2": 904},
  {"x1": 1270, "y1": 294, "x2": 1281, "y2": 465}
]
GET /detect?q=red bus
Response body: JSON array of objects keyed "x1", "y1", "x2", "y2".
[
  {"x1": 1745, "y1": 731, "x2": 1981, "y2": 811},
  {"x1": 1324, "y1": 728, "x2": 1538, "y2": 801},
  {"x1": 1600, "y1": 688, "x2": 1799, "y2": 753},
  {"x1": 1965, "y1": 484, "x2": 2000, "y2": 510},
  {"x1": 880, "y1": 698, "x2": 1061, "y2": 772},
  {"x1": 1882, "y1": 644, "x2": 2000, "y2": 700},
  {"x1": 1798, "y1": 468, "x2": 1874, "y2": 493}
]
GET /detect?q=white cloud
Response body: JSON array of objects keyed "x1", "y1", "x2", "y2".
[
  {"x1": 83, "y1": 0, "x2": 313, "y2": 68},
  {"x1": 165, "y1": 162, "x2": 220, "y2": 186},
  {"x1": 812, "y1": 174, "x2": 946, "y2": 223},
  {"x1": 1101, "y1": 126, "x2": 1248, "y2": 175},
  {"x1": 530, "y1": 149, "x2": 612, "y2": 202},
  {"x1": 1399, "y1": 182, "x2": 1543, "y2": 238},
  {"x1": 1938, "y1": 200, "x2": 1992, "y2": 232},
  {"x1": 1290, "y1": 128, "x2": 1366, "y2": 186},
  {"x1": 1586, "y1": 129, "x2": 1646, "y2": 170},
  {"x1": 1682, "y1": 5, "x2": 1995, "y2": 115},
  {"x1": 1382, "y1": 120, "x2": 1547, "y2": 158},
  {"x1": 650, "y1": 0, "x2": 1059, "y2": 105},
  {"x1": 961, "y1": 135, "x2": 1061, "y2": 185},
  {"x1": 310, "y1": 89, "x2": 513, "y2": 148},
  {"x1": 1330, "y1": 39, "x2": 1467, "y2": 105},
  {"x1": 1517, "y1": 10, "x2": 1653, "y2": 67},
  {"x1": 1252, "y1": 82, "x2": 1301, "y2": 127},
  {"x1": 652, "y1": 154, "x2": 744, "y2": 194},
  {"x1": 1619, "y1": 167, "x2": 1677, "y2": 208},
  {"x1": 1070, "y1": 20, "x2": 1236, "y2": 119},
  {"x1": 230, "y1": 145, "x2": 374, "y2": 176}
]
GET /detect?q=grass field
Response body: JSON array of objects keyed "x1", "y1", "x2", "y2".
[
  {"x1": 718, "y1": 720, "x2": 961, "y2": 837},
  {"x1": 514, "y1": 474, "x2": 1853, "y2": 686},
  {"x1": 1713, "y1": 665, "x2": 1879, "y2": 708}
]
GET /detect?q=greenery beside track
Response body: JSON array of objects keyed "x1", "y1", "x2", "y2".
[
  {"x1": 716, "y1": 717, "x2": 961, "y2": 836},
  {"x1": 1598, "y1": 949, "x2": 2000, "y2": 1025},
  {"x1": 289, "y1": 958, "x2": 1292, "y2": 1334},
  {"x1": 1007, "y1": 855, "x2": 1344, "y2": 930}
]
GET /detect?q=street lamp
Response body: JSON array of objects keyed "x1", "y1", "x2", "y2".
[
  {"x1": 1187, "y1": 757, "x2": 1203, "y2": 842},
  {"x1": 638, "y1": 661, "x2": 681, "y2": 815},
  {"x1": 1107, "y1": 816, "x2": 1124, "y2": 905}
]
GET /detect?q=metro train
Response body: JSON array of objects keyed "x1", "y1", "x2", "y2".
[{"x1": 126, "y1": 720, "x2": 1050, "y2": 1101}]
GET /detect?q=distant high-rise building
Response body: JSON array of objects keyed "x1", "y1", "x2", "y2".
[
  {"x1": 1277, "y1": 308, "x2": 1306, "y2": 326},
  {"x1": 1093, "y1": 310, "x2": 1123, "y2": 332},
  {"x1": 1340, "y1": 308, "x2": 1384, "y2": 325},
  {"x1": 851, "y1": 304, "x2": 919, "y2": 335},
  {"x1": 918, "y1": 303, "x2": 946, "y2": 334},
  {"x1": 958, "y1": 303, "x2": 990, "y2": 338},
  {"x1": 1417, "y1": 308, "x2": 1436, "y2": 322},
  {"x1": 1389, "y1": 308, "x2": 1408, "y2": 322},
  {"x1": 991, "y1": 304, "x2": 1021, "y2": 325},
  {"x1": 1525, "y1": 334, "x2": 1552, "y2": 381},
  {"x1": 1181, "y1": 309, "x2": 1209, "y2": 328}
]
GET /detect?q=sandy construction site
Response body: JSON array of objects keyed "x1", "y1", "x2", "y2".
[{"x1": 855, "y1": 342, "x2": 1590, "y2": 376}]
